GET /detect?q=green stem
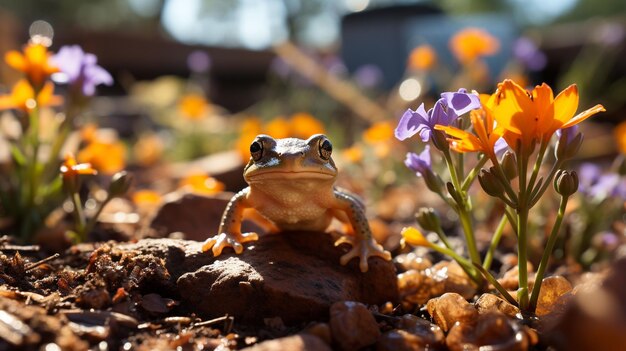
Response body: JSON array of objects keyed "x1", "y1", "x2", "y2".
[
  {"x1": 530, "y1": 159, "x2": 565, "y2": 207},
  {"x1": 459, "y1": 208, "x2": 481, "y2": 267},
  {"x1": 473, "y1": 263, "x2": 519, "y2": 307},
  {"x1": 517, "y1": 206, "x2": 530, "y2": 311},
  {"x1": 461, "y1": 155, "x2": 488, "y2": 191},
  {"x1": 492, "y1": 160, "x2": 519, "y2": 205},
  {"x1": 443, "y1": 149, "x2": 462, "y2": 194},
  {"x1": 527, "y1": 139, "x2": 549, "y2": 195},
  {"x1": 83, "y1": 196, "x2": 112, "y2": 236},
  {"x1": 483, "y1": 215, "x2": 508, "y2": 270},
  {"x1": 427, "y1": 243, "x2": 480, "y2": 283},
  {"x1": 71, "y1": 190, "x2": 87, "y2": 240},
  {"x1": 528, "y1": 195, "x2": 569, "y2": 312}
]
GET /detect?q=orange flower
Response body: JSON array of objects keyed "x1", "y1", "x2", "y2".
[
  {"x1": 435, "y1": 95, "x2": 502, "y2": 160},
  {"x1": 288, "y1": 112, "x2": 326, "y2": 139},
  {"x1": 179, "y1": 174, "x2": 225, "y2": 195},
  {"x1": 264, "y1": 117, "x2": 291, "y2": 139},
  {"x1": 60, "y1": 154, "x2": 97, "y2": 179},
  {"x1": 363, "y1": 121, "x2": 394, "y2": 144},
  {"x1": 178, "y1": 94, "x2": 210, "y2": 120},
  {"x1": 133, "y1": 133, "x2": 165, "y2": 166},
  {"x1": 0, "y1": 79, "x2": 62, "y2": 112},
  {"x1": 236, "y1": 117, "x2": 263, "y2": 160},
  {"x1": 5, "y1": 43, "x2": 58, "y2": 89},
  {"x1": 490, "y1": 80, "x2": 605, "y2": 149},
  {"x1": 449, "y1": 28, "x2": 500, "y2": 64},
  {"x1": 342, "y1": 145, "x2": 364, "y2": 163},
  {"x1": 615, "y1": 121, "x2": 626, "y2": 154},
  {"x1": 77, "y1": 139, "x2": 126, "y2": 175},
  {"x1": 132, "y1": 190, "x2": 163, "y2": 206},
  {"x1": 408, "y1": 45, "x2": 437, "y2": 71}
]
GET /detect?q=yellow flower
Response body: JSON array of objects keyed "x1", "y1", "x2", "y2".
[
  {"x1": 289, "y1": 112, "x2": 326, "y2": 139},
  {"x1": 401, "y1": 227, "x2": 431, "y2": 247},
  {"x1": 179, "y1": 174, "x2": 225, "y2": 195},
  {"x1": 178, "y1": 94, "x2": 210, "y2": 120},
  {"x1": 0, "y1": 79, "x2": 62, "y2": 112},
  {"x1": 449, "y1": 28, "x2": 500, "y2": 64},
  {"x1": 236, "y1": 117, "x2": 263, "y2": 160},
  {"x1": 77, "y1": 139, "x2": 126, "y2": 175},
  {"x1": 408, "y1": 45, "x2": 437, "y2": 71},
  {"x1": 5, "y1": 43, "x2": 58, "y2": 89},
  {"x1": 363, "y1": 121, "x2": 394, "y2": 144},
  {"x1": 490, "y1": 79, "x2": 605, "y2": 149},
  {"x1": 60, "y1": 154, "x2": 97, "y2": 180},
  {"x1": 435, "y1": 95, "x2": 502, "y2": 160},
  {"x1": 615, "y1": 121, "x2": 626, "y2": 154}
]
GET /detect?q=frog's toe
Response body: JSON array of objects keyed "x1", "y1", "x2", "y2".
[
  {"x1": 338, "y1": 238, "x2": 391, "y2": 272},
  {"x1": 201, "y1": 236, "x2": 217, "y2": 252},
  {"x1": 334, "y1": 235, "x2": 356, "y2": 247},
  {"x1": 239, "y1": 232, "x2": 259, "y2": 243},
  {"x1": 202, "y1": 233, "x2": 245, "y2": 256}
]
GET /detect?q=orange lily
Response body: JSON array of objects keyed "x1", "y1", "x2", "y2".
[
  {"x1": 179, "y1": 174, "x2": 225, "y2": 195},
  {"x1": 435, "y1": 96, "x2": 503, "y2": 160},
  {"x1": 178, "y1": 94, "x2": 210, "y2": 120},
  {"x1": 5, "y1": 43, "x2": 58, "y2": 89},
  {"x1": 490, "y1": 80, "x2": 605, "y2": 149},
  {"x1": 77, "y1": 139, "x2": 126, "y2": 175},
  {"x1": 0, "y1": 79, "x2": 62, "y2": 112},
  {"x1": 60, "y1": 154, "x2": 97, "y2": 179}
]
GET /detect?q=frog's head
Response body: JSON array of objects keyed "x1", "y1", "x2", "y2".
[{"x1": 244, "y1": 134, "x2": 337, "y2": 183}]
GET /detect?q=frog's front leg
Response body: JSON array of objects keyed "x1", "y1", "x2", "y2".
[
  {"x1": 202, "y1": 187, "x2": 259, "y2": 256},
  {"x1": 332, "y1": 191, "x2": 391, "y2": 272}
]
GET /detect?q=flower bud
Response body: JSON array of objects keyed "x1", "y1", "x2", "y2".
[
  {"x1": 415, "y1": 207, "x2": 442, "y2": 232},
  {"x1": 108, "y1": 171, "x2": 133, "y2": 197},
  {"x1": 446, "y1": 182, "x2": 464, "y2": 204},
  {"x1": 500, "y1": 151, "x2": 518, "y2": 180},
  {"x1": 431, "y1": 129, "x2": 449, "y2": 152},
  {"x1": 423, "y1": 168, "x2": 445, "y2": 194},
  {"x1": 554, "y1": 169, "x2": 579, "y2": 197},
  {"x1": 478, "y1": 169, "x2": 505, "y2": 198},
  {"x1": 555, "y1": 128, "x2": 583, "y2": 161}
]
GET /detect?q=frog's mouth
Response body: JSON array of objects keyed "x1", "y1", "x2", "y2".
[{"x1": 246, "y1": 170, "x2": 336, "y2": 182}]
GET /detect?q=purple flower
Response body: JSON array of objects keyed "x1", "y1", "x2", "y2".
[
  {"x1": 187, "y1": 50, "x2": 212, "y2": 73},
  {"x1": 513, "y1": 37, "x2": 547, "y2": 71},
  {"x1": 494, "y1": 137, "x2": 509, "y2": 155},
  {"x1": 440, "y1": 88, "x2": 481, "y2": 116},
  {"x1": 404, "y1": 145, "x2": 432, "y2": 177},
  {"x1": 395, "y1": 98, "x2": 457, "y2": 142},
  {"x1": 353, "y1": 64, "x2": 383, "y2": 89},
  {"x1": 577, "y1": 163, "x2": 626, "y2": 200},
  {"x1": 52, "y1": 45, "x2": 113, "y2": 96}
]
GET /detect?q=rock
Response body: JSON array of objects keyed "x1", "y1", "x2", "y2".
[
  {"x1": 497, "y1": 263, "x2": 535, "y2": 291},
  {"x1": 535, "y1": 275, "x2": 572, "y2": 317},
  {"x1": 329, "y1": 301, "x2": 381, "y2": 351},
  {"x1": 241, "y1": 334, "x2": 331, "y2": 351},
  {"x1": 394, "y1": 253, "x2": 432, "y2": 271},
  {"x1": 431, "y1": 261, "x2": 477, "y2": 300},
  {"x1": 398, "y1": 269, "x2": 443, "y2": 306},
  {"x1": 445, "y1": 312, "x2": 532, "y2": 351},
  {"x1": 475, "y1": 293, "x2": 520, "y2": 318},
  {"x1": 547, "y1": 258, "x2": 626, "y2": 351},
  {"x1": 119, "y1": 233, "x2": 397, "y2": 324},
  {"x1": 149, "y1": 191, "x2": 262, "y2": 241},
  {"x1": 426, "y1": 293, "x2": 478, "y2": 332},
  {"x1": 302, "y1": 323, "x2": 332, "y2": 345},
  {"x1": 376, "y1": 314, "x2": 444, "y2": 350}
]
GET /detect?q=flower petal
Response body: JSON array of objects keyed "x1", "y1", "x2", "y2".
[
  {"x1": 561, "y1": 104, "x2": 605, "y2": 129},
  {"x1": 5, "y1": 51, "x2": 26, "y2": 71},
  {"x1": 441, "y1": 89, "x2": 481, "y2": 116},
  {"x1": 395, "y1": 104, "x2": 429, "y2": 141},
  {"x1": 552, "y1": 84, "x2": 579, "y2": 126}
]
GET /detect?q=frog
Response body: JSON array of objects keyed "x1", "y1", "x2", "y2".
[{"x1": 201, "y1": 134, "x2": 391, "y2": 272}]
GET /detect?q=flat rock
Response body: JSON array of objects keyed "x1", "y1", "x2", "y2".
[
  {"x1": 241, "y1": 334, "x2": 331, "y2": 351},
  {"x1": 118, "y1": 233, "x2": 398, "y2": 324},
  {"x1": 149, "y1": 192, "x2": 262, "y2": 241}
]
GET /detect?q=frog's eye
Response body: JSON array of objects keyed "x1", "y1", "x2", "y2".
[
  {"x1": 319, "y1": 139, "x2": 333, "y2": 160},
  {"x1": 250, "y1": 140, "x2": 263, "y2": 161}
]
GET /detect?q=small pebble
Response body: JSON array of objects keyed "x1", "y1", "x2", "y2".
[
  {"x1": 535, "y1": 275, "x2": 572, "y2": 317},
  {"x1": 426, "y1": 293, "x2": 478, "y2": 332},
  {"x1": 329, "y1": 301, "x2": 380, "y2": 351}
]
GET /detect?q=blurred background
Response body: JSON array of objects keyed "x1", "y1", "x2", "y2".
[{"x1": 0, "y1": 0, "x2": 625, "y2": 174}]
